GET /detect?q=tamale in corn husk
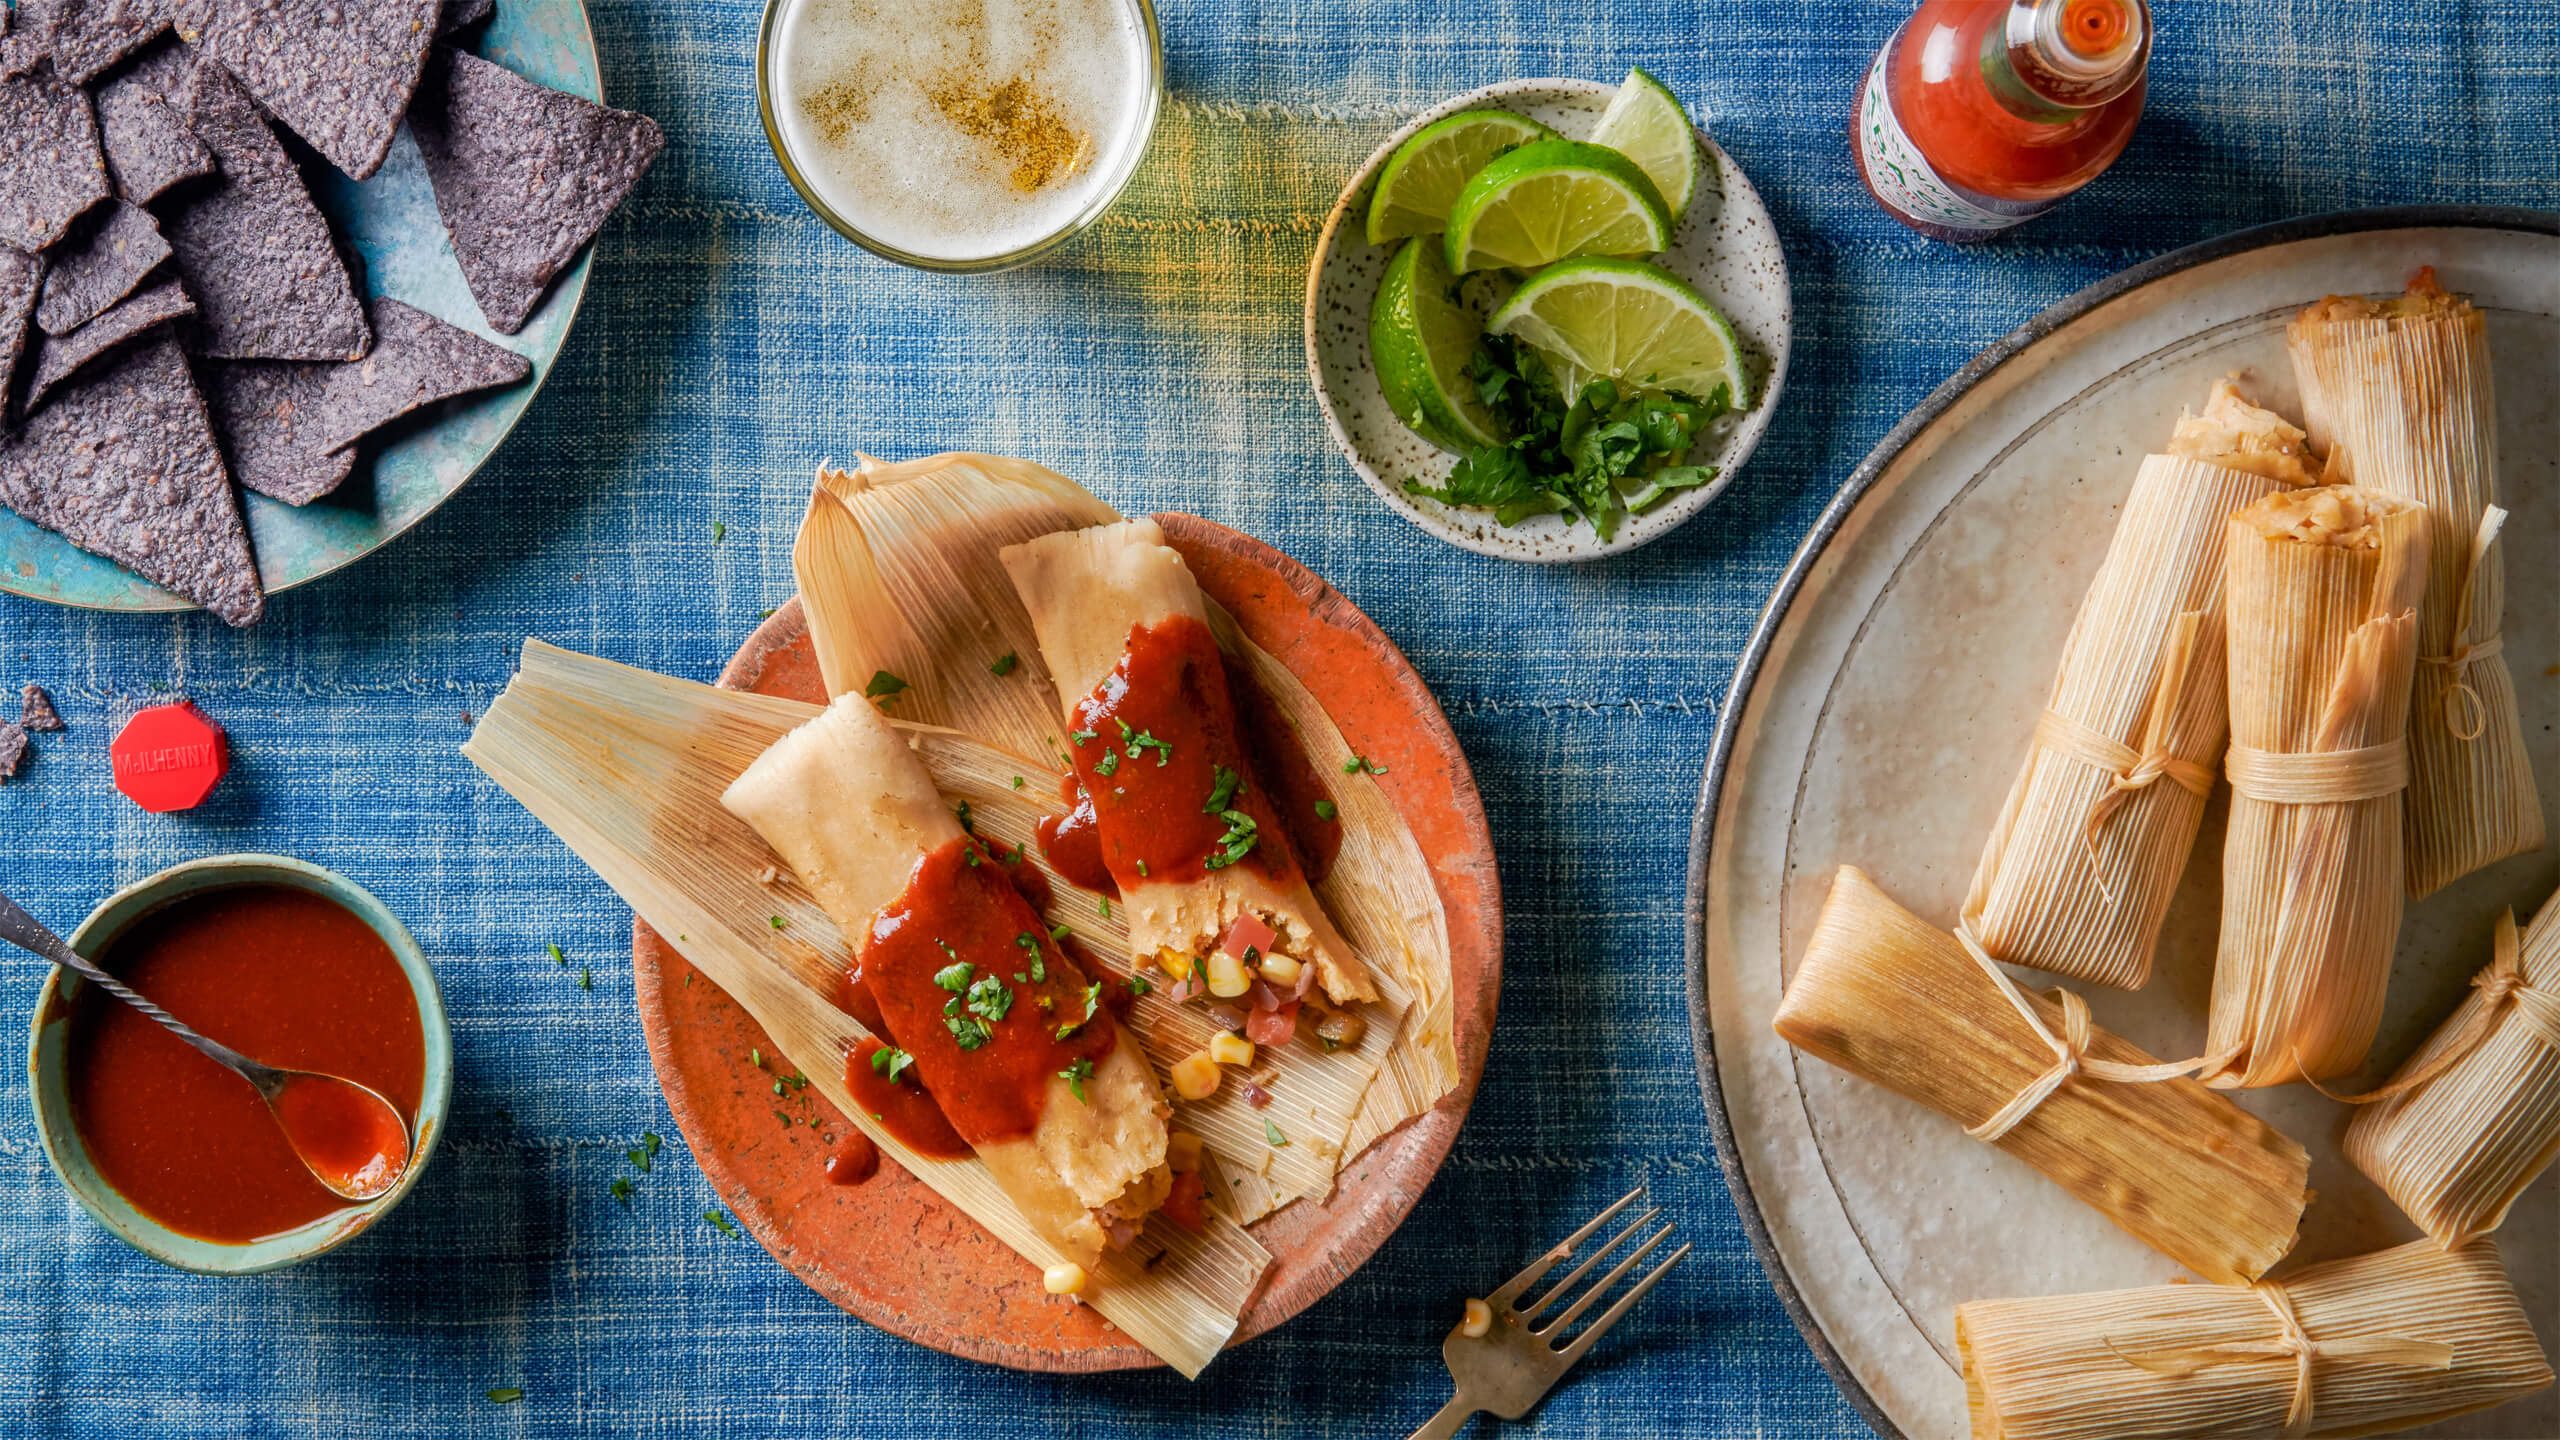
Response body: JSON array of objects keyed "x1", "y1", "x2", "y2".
[
  {"x1": 463, "y1": 641, "x2": 1266, "y2": 1376},
  {"x1": 720, "y1": 692, "x2": 1174, "y2": 1268},
  {"x1": 1773, "y1": 866, "x2": 2308, "y2": 1286},
  {"x1": 791, "y1": 455, "x2": 1458, "y2": 1215},
  {"x1": 2345, "y1": 889, "x2": 2560, "y2": 1247},
  {"x1": 2288, "y1": 272, "x2": 2544, "y2": 898},
  {"x1": 2205, "y1": 486, "x2": 2428, "y2": 1088},
  {"x1": 1956, "y1": 1238, "x2": 2553, "y2": 1439},
  {"x1": 1964, "y1": 381, "x2": 2313, "y2": 989}
]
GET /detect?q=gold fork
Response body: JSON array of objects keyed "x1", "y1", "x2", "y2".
[{"x1": 1405, "y1": 1187, "x2": 1693, "y2": 1438}]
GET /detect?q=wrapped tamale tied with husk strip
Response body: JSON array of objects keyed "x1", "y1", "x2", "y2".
[
  {"x1": 1774, "y1": 866, "x2": 2308, "y2": 1285},
  {"x1": 2289, "y1": 271, "x2": 2544, "y2": 898},
  {"x1": 1956, "y1": 1238, "x2": 2554, "y2": 1439},
  {"x1": 2204, "y1": 486, "x2": 2428, "y2": 1089},
  {"x1": 2343, "y1": 889, "x2": 2560, "y2": 1247},
  {"x1": 1964, "y1": 380, "x2": 2316, "y2": 989}
]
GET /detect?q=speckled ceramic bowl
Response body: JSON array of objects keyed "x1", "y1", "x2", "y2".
[
  {"x1": 25, "y1": 854, "x2": 452, "y2": 1275},
  {"x1": 1305, "y1": 78, "x2": 1794, "y2": 563}
]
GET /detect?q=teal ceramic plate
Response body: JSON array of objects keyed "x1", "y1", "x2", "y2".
[
  {"x1": 26, "y1": 854, "x2": 453, "y2": 1273},
  {"x1": 0, "y1": 3, "x2": 602, "y2": 616}
]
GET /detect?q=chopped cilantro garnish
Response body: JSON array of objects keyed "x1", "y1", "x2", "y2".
[
  {"x1": 1342, "y1": 755, "x2": 1388, "y2": 776},
  {"x1": 1095, "y1": 749, "x2": 1120, "y2": 777},
  {"x1": 1314, "y1": 799, "x2": 1338, "y2": 820},
  {"x1": 772, "y1": 1081, "x2": 784, "y2": 1095},
  {"x1": 1060, "y1": 1057, "x2": 1094, "y2": 1104},
  {"x1": 1126, "y1": 973, "x2": 1151, "y2": 998},
  {"x1": 487, "y1": 1388, "x2": 526, "y2": 1405},
  {"x1": 1202, "y1": 808, "x2": 1260, "y2": 870},
  {"x1": 1126, "y1": 730, "x2": 1174, "y2": 765},
  {"x1": 965, "y1": 974, "x2": 1014, "y2": 1023},
  {"x1": 626, "y1": 1145, "x2": 651, "y2": 1172},
  {"x1": 871, "y1": 1046, "x2": 915, "y2": 1084},
  {"x1": 1011, "y1": 775, "x2": 1026, "y2": 790},
  {"x1": 644, "y1": 1132, "x2": 661, "y2": 1156},
  {"x1": 579, "y1": 966, "x2": 593, "y2": 991},
  {"x1": 1098, "y1": 895, "x2": 1112, "y2": 919},
  {"x1": 1055, "y1": 981, "x2": 1103, "y2": 1038},
  {"x1": 964, "y1": 848, "x2": 981, "y2": 868},
  {"x1": 705, "y1": 1209, "x2": 738, "y2": 1236},
  {"x1": 608, "y1": 1178, "x2": 632, "y2": 1206},
  {"x1": 711, "y1": 521, "x2": 727, "y2": 543},
  {"x1": 1002, "y1": 844, "x2": 1025, "y2": 864},
  {"x1": 1049, "y1": 924, "x2": 1070, "y2": 942},
  {"x1": 989, "y1": 651, "x2": 1018, "y2": 676},
  {"x1": 1201, "y1": 764, "x2": 1241, "y2": 813},
  {"x1": 954, "y1": 800, "x2": 975, "y2": 833},
  {"x1": 1135, "y1": 858, "x2": 1149, "y2": 876},
  {"x1": 1263, "y1": 1119, "x2": 1289, "y2": 1148},
  {"x1": 864, "y1": 670, "x2": 908, "y2": 705},
  {"x1": 933, "y1": 961, "x2": 973, "y2": 992},
  {"x1": 945, "y1": 1014, "x2": 992, "y2": 1050},
  {"x1": 750, "y1": 1048, "x2": 763, "y2": 1066},
  {"x1": 547, "y1": 942, "x2": 567, "y2": 967},
  {"x1": 769, "y1": 915, "x2": 785, "y2": 929},
  {"x1": 1069, "y1": 729, "x2": 1096, "y2": 747}
]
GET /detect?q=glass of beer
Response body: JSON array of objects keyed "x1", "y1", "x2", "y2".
[{"x1": 758, "y1": 0, "x2": 1164, "y2": 271}]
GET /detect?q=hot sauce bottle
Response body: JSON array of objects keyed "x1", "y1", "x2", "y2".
[{"x1": 1854, "y1": 0, "x2": 2151, "y2": 242}]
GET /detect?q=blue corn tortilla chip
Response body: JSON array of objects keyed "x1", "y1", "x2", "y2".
[
  {"x1": 164, "y1": 56, "x2": 369, "y2": 361},
  {"x1": 20, "y1": 682, "x2": 63, "y2": 730},
  {"x1": 26, "y1": 0, "x2": 167, "y2": 85},
  {"x1": 198, "y1": 356, "x2": 351, "y2": 504},
  {"x1": 0, "y1": 71, "x2": 111, "y2": 250},
  {"x1": 410, "y1": 48, "x2": 661, "y2": 334},
  {"x1": 172, "y1": 0, "x2": 436, "y2": 181},
  {"x1": 0, "y1": 247, "x2": 39, "y2": 411},
  {"x1": 0, "y1": 0, "x2": 44, "y2": 78},
  {"x1": 313, "y1": 296, "x2": 527, "y2": 450},
  {"x1": 0, "y1": 720, "x2": 24, "y2": 778},
  {"x1": 436, "y1": 0, "x2": 490, "y2": 35},
  {"x1": 35, "y1": 199, "x2": 166, "y2": 335},
  {"x1": 0, "y1": 334, "x2": 263, "y2": 624},
  {"x1": 93, "y1": 38, "x2": 212, "y2": 203},
  {"x1": 22, "y1": 275, "x2": 192, "y2": 413}
]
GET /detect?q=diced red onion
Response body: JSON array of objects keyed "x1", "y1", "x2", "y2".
[
  {"x1": 1246, "y1": 979, "x2": 1280, "y2": 1012},
  {"x1": 1164, "y1": 974, "x2": 1206, "y2": 1004},
  {"x1": 1284, "y1": 962, "x2": 1317, "y2": 1000},
  {"x1": 1242, "y1": 1082, "x2": 1273, "y2": 1109},
  {"x1": 1206, "y1": 1002, "x2": 1248, "y2": 1032}
]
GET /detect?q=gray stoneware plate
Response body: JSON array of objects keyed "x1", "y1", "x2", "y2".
[
  {"x1": 1685, "y1": 207, "x2": 2559, "y2": 1439},
  {"x1": 0, "y1": 3, "x2": 600, "y2": 617},
  {"x1": 1304, "y1": 78, "x2": 1793, "y2": 563}
]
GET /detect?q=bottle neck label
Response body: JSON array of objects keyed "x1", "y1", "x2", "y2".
[{"x1": 1854, "y1": 50, "x2": 2051, "y2": 240}]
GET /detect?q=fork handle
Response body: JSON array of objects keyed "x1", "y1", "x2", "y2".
[{"x1": 1405, "y1": 1394, "x2": 1476, "y2": 1440}]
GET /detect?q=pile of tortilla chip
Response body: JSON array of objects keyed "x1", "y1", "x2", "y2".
[{"x1": 0, "y1": 0, "x2": 662, "y2": 625}]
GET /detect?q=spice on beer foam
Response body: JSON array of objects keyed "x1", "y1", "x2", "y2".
[{"x1": 924, "y1": 73, "x2": 1092, "y2": 192}]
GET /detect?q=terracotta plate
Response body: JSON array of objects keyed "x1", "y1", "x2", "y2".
[
  {"x1": 1687, "y1": 207, "x2": 2560, "y2": 1438},
  {"x1": 633, "y1": 512, "x2": 1500, "y2": 1371}
]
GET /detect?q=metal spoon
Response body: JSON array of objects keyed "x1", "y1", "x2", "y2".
[{"x1": 0, "y1": 890, "x2": 412, "y2": 1202}]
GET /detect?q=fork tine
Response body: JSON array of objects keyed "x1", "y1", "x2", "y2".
[
  {"x1": 1536, "y1": 1223, "x2": 1671, "y2": 1337},
  {"x1": 1555, "y1": 1241, "x2": 1693, "y2": 1366},
  {"x1": 1487, "y1": 1187, "x2": 1644, "y2": 1308},
  {"x1": 1519, "y1": 1207, "x2": 1661, "y2": 1323}
]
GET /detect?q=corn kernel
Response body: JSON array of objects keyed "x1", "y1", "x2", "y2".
[
  {"x1": 1158, "y1": 949, "x2": 1193, "y2": 980},
  {"x1": 1043, "y1": 1262, "x2": 1087, "y2": 1296},
  {"x1": 1169, "y1": 1052, "x2": 1222, "y2": 1100},
  {"x1": 1256, "y1": 952, "x2": 1304, "y2": 986},
  {"x1": 1460, "y1": 1298, "x2": 1493, "y2": 1337},
  {"x1": 1205, "y1": 949, "x2": 1251, "y2": 997},
  {"x1": 1166, "y1": 1131, "x2": 1204, "y2": 1172},
  {"x1": 1207, "y1": 1031, "x2": 1254, "y2": 1067}
]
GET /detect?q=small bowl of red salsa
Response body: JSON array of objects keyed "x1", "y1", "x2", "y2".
[{"x1": 25, "y1": 854, "x2": 452, "y2": 1273}]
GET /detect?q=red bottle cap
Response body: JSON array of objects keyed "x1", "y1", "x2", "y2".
[{"x1": 110, "y1": 702, "x2": 228, "y2": 812}]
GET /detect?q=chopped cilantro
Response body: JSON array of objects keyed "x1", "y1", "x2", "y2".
[
  {"x1": 579, "y1": 966, "x2": 593, "y2": 991},
  {"x1": 864, "y1": 670, "x2": 908, "y2": 705},
  {"x1": 1135, "y1": 858, "x2": 1149, "y2": 877},
  {"x1": 1095, "y1": 748, "x2": 1120, "y2": 777},
  {"x1": 626, "y1": 1145, "x2": 651, "y2": 1172},
  {"x1": 772, "y1": 1081, "x2": 784, "y2": 1095},
  {"x1": 965, "y1": 974, "x2": 1014, "y2": 1024},
  {"x1": 954, "y1": 800, "x2": 975, "y2": 833},
  {"x1": 1098, "y1": 895, "x2": 1111, "y2": 919},
  {"x1": 1055, "y1": 981, "x2": 1103, "y2": 1038},
  {"x1": 1070, "y1": 729, "x2": 1096, "y2": 747},
  {"x1": 964, "y1": 848, "x2": 981, "y2": 868},
  {"x1": 945, "y1": 1014, "x2": 993, "y2": 1050},
  {"x1": 871, "y1": 1046, "x2": 915, "y2": 1083},
  {"x1": 1012, "y1": 775, "x2": 1026, "y2": 790},
  {"x1": 933, "y1": 961, "x2": 973, "y2": 992},
  {"x1": 1126, "y1": 729, "x2": 1174, "y2": 765},
  {"x1": 1202, "y1": 808, "x2": 1261, "y2": 870},
  {"x1": 547, "y1": 942, "x2": 567, "y2": 967},
  {"x1": 1342, "y1": 755, "x2": 1388, "y2": 775},
  {"x1": 769, "y1": 915, "x2": 785, "y2": 930},
  {"x1": 608, "y1": 1178, "x2": 632, "y2": 1206},
  {"x1": 705, "y1": 1209, "x2": 738, "y2": 1236},
  {"x1": 1314, "y1": 800, "x2": 1338, "y2": 820},
  {"x1": 645, "y1": 1132, "x2": 662, "y2": 1156},
  {"x1": 1201, "y1": 764, "x2": 1241, "y2": 813},
  {"x1": 1126, "y1": 973, "x2": 1151, "y2": 998},
  {"x1": 711, "y1": 521, "x2": 727, "y2": 543},
  {"x1": 1060, "y1": 1057, "x2": 1094, "y2": 1103},
  {"x1": 750, "y1": 1048, "x2": 763, "y2": 1066},
  {"x1": 487, "y1": 1388, "x2": 526, "y2": 1405},
  {"x1": 1263, "y1": 1119, "x2": 1289, "y2": 1148},
  {"x1": 1048, "y1": 924, "x2": 1070, "y2": 942},
  {"x1": 989, "y1": 651, "x2": 1018, "y2": 676}
]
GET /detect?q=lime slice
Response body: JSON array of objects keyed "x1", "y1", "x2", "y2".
[
  {"x1": 1442, "y1": 139, "x2": 1672, "y2": 275},
  {"x1": 1365, "y1": 110, "x2": 1556, "y2": 246},
  {"x1": 1488, "y1": 257, "x2": 1750, "y2": 412},
  {"x1": 1589, "y1": 67, "x2": 1702, "y2": 224},
  {"x1": 1369, "y1": 238, "x2": 1504, "y2": 452}
]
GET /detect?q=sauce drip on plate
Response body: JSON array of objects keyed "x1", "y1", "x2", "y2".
[
  {"x1": 839, "y1": 1037, "x2": 970, "y2": 1162},
  {"x1": 65, "y1": 885, "x2": 424, "y2": 1243}
]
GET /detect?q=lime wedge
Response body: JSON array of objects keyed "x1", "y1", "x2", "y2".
[
  {"x1": 1589, "y1": 67, "x2": 1702, "y2": 224},
  {"x1": 1369, "y1": 238, "x2": 1504, "y2": 452},
  {"x1": 1488, "y1": 257, "x2": 1750, "y2": 412},
  {"x1": 1442, "y1": 138, "x2": 1672, "y2": 275},
  {"x1": 1365, "y1": 110, "x2": 1557, "y2": 246}
]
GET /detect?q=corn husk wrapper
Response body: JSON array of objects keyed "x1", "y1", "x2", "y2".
[
  {"x1": 793, "y1": 454, "x2": 1458, "y2": 1215},
  {"x1": 1957, "y1": 1238, "x2": 2554, "y2": 1439},
  {"x1": 2206, "y1": 487, "x2": 2428, "y2": 1088},
  {"x1": 1964, "y1": 383, "x2": 2309, "y2": 989},
  {"x1": 2288, "y1": 276, "x2": 2544, "y2": 897},
  {"x1": 2344, "y1": 889, "x2": 2560, "y2": 1247},
  {"x1": 463, "y1": 642, "x2": 1267, "y2": 1376},
  {"x1": 1774, "y1": 866, "x2": 2308, "y2": 1286}
]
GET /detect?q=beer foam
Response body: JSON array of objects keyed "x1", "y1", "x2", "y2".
[{"x1": 771, "y1": 0, "x2": 1152, "y2": 262}]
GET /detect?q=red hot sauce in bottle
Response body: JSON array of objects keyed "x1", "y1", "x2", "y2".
[{"x1": 1853, "y1": 0, "x2": 2150, "y2": 242}]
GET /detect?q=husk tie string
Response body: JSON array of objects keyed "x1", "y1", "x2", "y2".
[
  {"x1": 2108, "y1": 1279, "x2": 2453, "y2": 1439},
  {"x1": 2419, "y1": 505, "x2": 2506, "y2": 742},
  {"x1": 2311, "y1": 908, "x2": 2560, "y2": 1104},
  {"x1": 1954, "y1": 925, "x2": 2205, "y2": 1142},
  {"x1": 2034, "y1": 609, "x2": 2217, "y2": 895}
]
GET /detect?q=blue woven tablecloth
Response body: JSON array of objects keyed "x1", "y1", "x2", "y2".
[{"x1": 4, "y1": 2, "x2": 2554, "y2": 1434}]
